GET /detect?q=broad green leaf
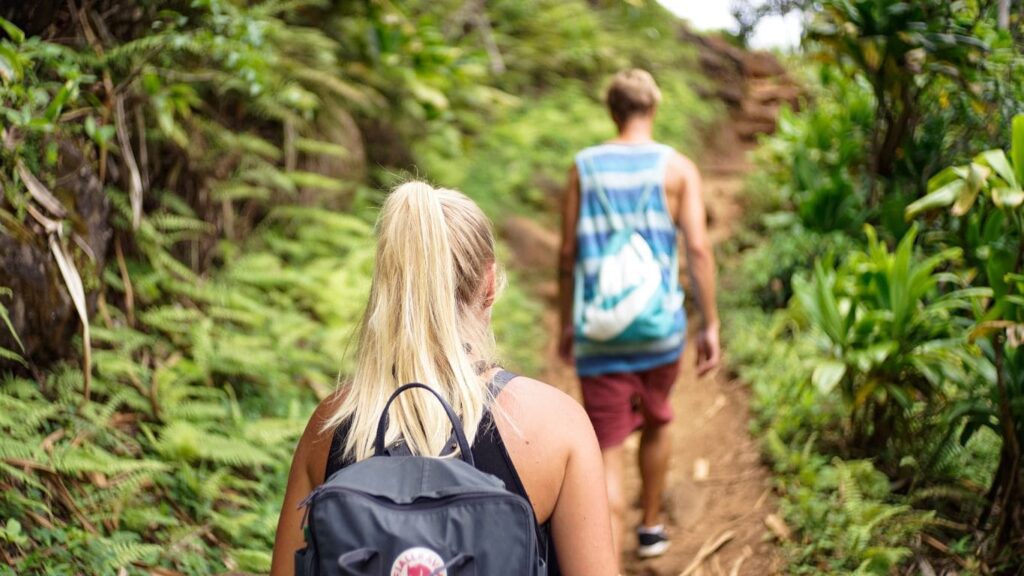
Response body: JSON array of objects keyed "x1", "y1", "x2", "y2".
[
  {"x1": 951, "y1": 179, "x2": 981, "y2": 216},
  {"x1": 906, "y1": 179, "x2": 963, "y2": 218},
  {"x1": 45, "y1": 81, "x2": 74, "y2": 122},
  {"x1": 849, "y1": 342, "x2": 897, "y2": 372},
  {"x1": 408, "y1": 79, "x2": 449, "y2": 110},
  {"x1": 927, "y1": 166, "x2": 958, "y2": 192},
  {"x1": 860, "y1": 38, "x2": 882, "y2": 71},
  {"x1": 854, "y1": 379, "x2": 880, "y2": 407},
  {"x1": 886, "y1": 3, "x2": 913, "y2": 16},
  {"x1": 814, "y1": 262, "x2": 846, "y2": 345},
  {"x1": 886, "y1": 385, "x2": 913, "y2": 409},
  {"x1": 986, "y1": 249, "x2": 1015, "y2": 298},
  {"x1": 0, "y1": 17, "x2": 24, "y2": 44},
  {"x1": 0, "y1": 44, "x2": 19, "y2": 82},
  {"x1": 1012, "y1": 114, "x2": 1024, "y2": 185},
  {"x1": 976, "y1": 149, "x2": 1017, "y2": 188},
  {"x1": 991, "y1": 187, "x2": 1024, "y2": 208},
  {"x1": 965, "y1": 162, "x2": 991, "y2": 194},
  {"x1": 969, "y1": 320, "x2": 1021, "y2": 342},
  {"x1": 812, "y1": 359, "x2": 847, "y2": 394},
  {"x1": 936, "y1": 287, "x2": 993, "y2": 303}
]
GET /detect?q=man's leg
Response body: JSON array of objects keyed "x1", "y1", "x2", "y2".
[
  {"x1": 638, "y1": 420, "x2": 672, "y2": 527},
  {"x1": 635, "y1": 359, "x2": 680, "y2": 557},
  {"x1": 602, "y1": 445, "x2": 627, "y2": 571},
  {"x1": 580, "y1": 371, "x2": 642, "y2": 570}
]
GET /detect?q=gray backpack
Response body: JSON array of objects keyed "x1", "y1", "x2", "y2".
[{"x1": 295, "y1": 383, "x2": 547, "y2": 575}]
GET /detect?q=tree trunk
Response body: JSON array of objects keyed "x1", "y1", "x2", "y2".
[
  {"x1": 985, "y1": 335, "x2": 1023, "y2": 557},
  {"x1": 0, "y1": 141, "x2": 110, "y2": 371},
  {"x1": 998, "y1": 0, "x2": 1010, "y2": 30}
]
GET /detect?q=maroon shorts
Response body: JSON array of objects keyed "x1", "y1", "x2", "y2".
[{"x1": 579, "y1": 360, "x2": 681, "y2": 449}]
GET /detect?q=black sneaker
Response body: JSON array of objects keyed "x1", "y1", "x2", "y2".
[{"x1": 636, "y1": 525, "x2": 670, "y2": 558}]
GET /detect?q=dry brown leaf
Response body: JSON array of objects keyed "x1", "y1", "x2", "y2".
[
  {"x1": 702, "y1": 394, "x2": 728, "y2": 420},
  {"x1": 711, "y1": 555, "x2": 725, "y2": 576},
  {"x1": 16, "y1": 159, "x2": 67, "y2": 218},
  {"x1": 680, "y1": 529, "x2": 736, "y2": 576},
  {"x1": 115, "y1": 95, "x2": 144, "y2": 229},
  {"x1": 694, "y1": 458, "x2": 711, "y2": 481},
  {"x1": 49, "y1": 234, "x2": 92, "y2": 401},
  {"x1": 764, "y1": 513, "x2": 791, "y2": 541},
  {"x1": 728, "y1": 546, "x2": 753, "y2": 576}
]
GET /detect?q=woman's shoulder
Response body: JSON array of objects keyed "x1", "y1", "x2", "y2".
[
  {"x1": 295, "y1": 389, "x2": 347, "y2": 485},
  {"x1": 495, "y1": 373, "x2": 593, "y2": 445}
]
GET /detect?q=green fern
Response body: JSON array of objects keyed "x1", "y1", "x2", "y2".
[{"x1": 0, "y1": 287, "x2": 25, "y2": 366}]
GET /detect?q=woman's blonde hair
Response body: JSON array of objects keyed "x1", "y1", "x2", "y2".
[{"x1": 324, "y1": 181, "x2": 499, "y2": 461}]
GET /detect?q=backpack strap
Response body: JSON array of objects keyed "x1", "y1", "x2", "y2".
[
  {"x1": 375, "y1": 383, "x2": 475, "y2": 466},
  {"x1": 381, "y1": 371, "x2": 518, "y2": 461},
  {"x1": 581, "y1": 155, "x2": 621, "y2": 230}
]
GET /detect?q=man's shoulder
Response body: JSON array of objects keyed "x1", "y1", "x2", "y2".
[{"x1": 665, "y1": 149, "x2": 699, "y2": 177}]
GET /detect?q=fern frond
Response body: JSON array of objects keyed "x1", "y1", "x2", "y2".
[
  {"x1": 102, "y1": 33, "x2": 171, "y2": 66},
  {"x1": 100, "y1": 538, "x2": 162, "y2": 571}
]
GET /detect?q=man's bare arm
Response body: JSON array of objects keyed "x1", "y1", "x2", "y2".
[
  {"x1": 670, "y1": 153, "x2": 720, "y2": 374},
  {"x1": 557, "y1": 166, "x2": 580, "y2": 362}
]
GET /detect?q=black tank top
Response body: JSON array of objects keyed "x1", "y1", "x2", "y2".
[{"x1": 323, "y1": 370, "x2": 561, "y2": 574}]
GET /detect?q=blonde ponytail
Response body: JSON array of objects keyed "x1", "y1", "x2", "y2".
[{"x1": 324, "y1": 181, "x2": 499, "y2": 461}]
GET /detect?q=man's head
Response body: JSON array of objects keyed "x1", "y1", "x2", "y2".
[{"x1": 605, "y1": 69, "x2": 661, "y2": 130}]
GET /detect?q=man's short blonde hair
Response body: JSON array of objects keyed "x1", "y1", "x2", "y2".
[{"x1": 605, "y1": 69, "x2": 662, "y2": 127}]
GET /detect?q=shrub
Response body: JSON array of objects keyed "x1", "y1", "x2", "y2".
[{"x1": 789, "y1": 225, "x2": 982, "y2": 476}]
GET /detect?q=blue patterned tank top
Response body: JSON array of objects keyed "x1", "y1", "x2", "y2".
[{"x1": 573, "y1": 142, "x2": 686, "y2": 376}]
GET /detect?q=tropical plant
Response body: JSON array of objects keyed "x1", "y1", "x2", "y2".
[
  {"x1": 806, "y1": 0, "x2": 992, "y2": 195},
  {"x1": 789, "y1": 225, "x2": 983, "y2": 475},
  {"x1": 725, "y1": 298, "x2": 990, "y2": 574},
  {"x1": 727, "y1": 225, "x2": 857, "y2": 311},
  {"x1": 1, "y1": 1, "x2": 715, "y2": 572},
  {"x1": 766, "y1": 431, "x2": 935, "y2": 575},
  {"x1": 906, "y1": 113, "x2": 1024, "y2": 565},
  {"x1": 751, "y1": 68, "x2": 874, "y2": 233}
]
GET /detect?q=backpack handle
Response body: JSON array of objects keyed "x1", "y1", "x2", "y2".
[{"x1": 374, "y1": 383, "x2": 475, "y2": 466}]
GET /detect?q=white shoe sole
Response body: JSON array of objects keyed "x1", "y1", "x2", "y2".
[{"x1": 636, "y1": 540, "x2": 671, "y2": 558}]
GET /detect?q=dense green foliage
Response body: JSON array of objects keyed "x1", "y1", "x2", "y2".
[
  {"x1": 727, "y1": 1, "x2": 1024, "y2": 572},
  {"x1": 0, "y1": 1, "x2": 712, "y2": 573}
]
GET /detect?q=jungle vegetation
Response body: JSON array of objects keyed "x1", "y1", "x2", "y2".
[
  {"x1": 0, "y1": 1, "x2": 714, "y2": 573},
  {"x1": 726, "y1": 0, "x2": 1024, "y2": 573}
]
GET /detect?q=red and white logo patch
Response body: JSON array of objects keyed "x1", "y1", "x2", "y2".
[{"x1": 390, "y1": 547, "x2": 446, "y2": 576}]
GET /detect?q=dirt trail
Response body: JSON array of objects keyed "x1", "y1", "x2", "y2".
[{"x1": 533, "y1": 131, "x2": 782, "y2": 575}]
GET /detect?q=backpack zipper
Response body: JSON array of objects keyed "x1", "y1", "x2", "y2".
[
  {"x1": 300, "y1": 484, "x2": 522, "y2": 511},
  {"x1": 302, "y1": 486, "x2": 536, "y2": 572}
]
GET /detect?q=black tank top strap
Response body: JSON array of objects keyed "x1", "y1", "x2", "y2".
[
  {"x1": 488, "y1": 369, "x2": 517, "y2": 396},
  {"x1": 473, "y1": 371, "x2": 558, "y2": 571}
]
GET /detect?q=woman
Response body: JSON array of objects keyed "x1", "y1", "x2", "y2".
[{"x1": 271, "y1": 182, "x2": 617, "y2": 576}]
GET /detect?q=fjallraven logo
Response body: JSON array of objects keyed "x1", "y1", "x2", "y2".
[{"x1": 390, "y1": 547, "x2": 446, "y2": 576}]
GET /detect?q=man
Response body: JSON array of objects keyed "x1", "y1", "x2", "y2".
[{"x1": 558, "y1": 69, "x2": 721, "y2": 566}]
